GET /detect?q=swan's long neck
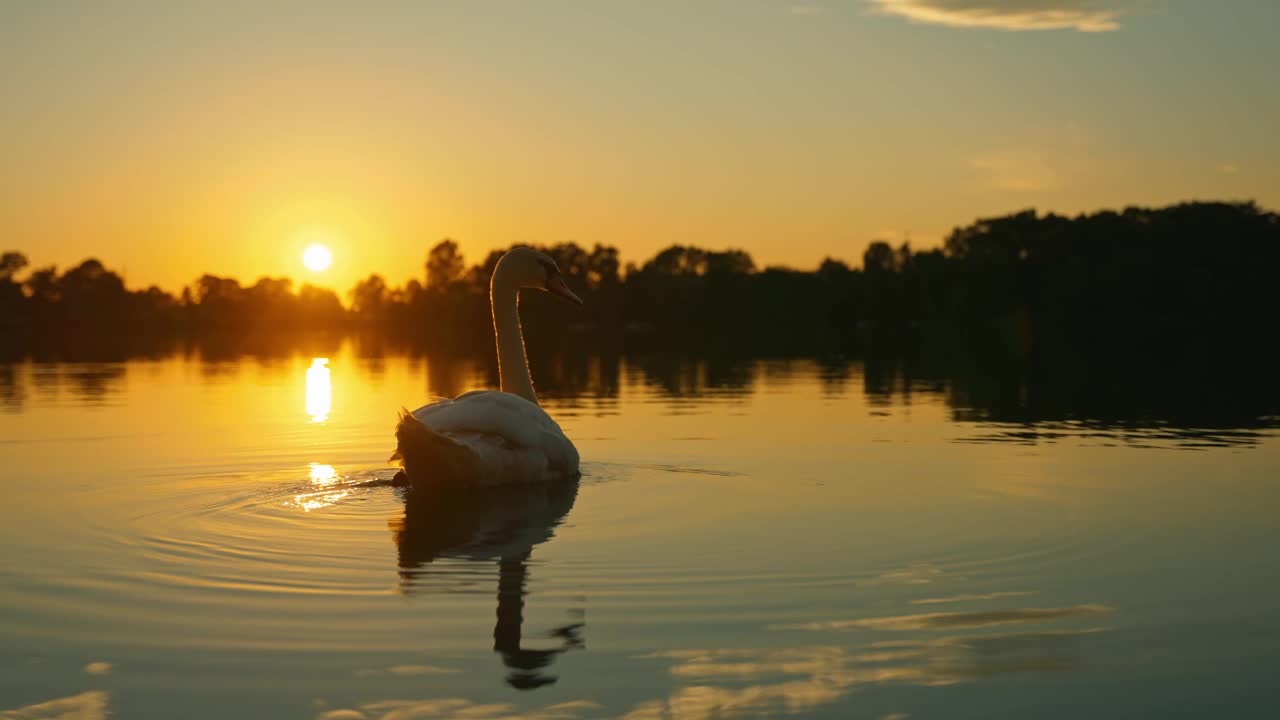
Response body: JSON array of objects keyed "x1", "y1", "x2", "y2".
[{"x1": 491, "y1": 269, "x2": 537, "y2": 404}]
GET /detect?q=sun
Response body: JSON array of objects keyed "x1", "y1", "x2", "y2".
[{"x1": 302, "y1": 244, "x2": 333, "y2": 272}]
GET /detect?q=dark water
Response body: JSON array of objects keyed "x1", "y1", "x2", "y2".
[{"x1": 1, "y1": 345, "x2": 1277, "y2": 719}]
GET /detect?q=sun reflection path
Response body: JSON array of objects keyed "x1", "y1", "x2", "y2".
[
  {"x1": 306, "y1": 358, "x2": 332, "y2": 423},
  {"x1": 294, "y1": 462, "x2": 350, "y2": 512},
  {"x1": 310, "y1": 463, "x2": 338, "y2": 486}
]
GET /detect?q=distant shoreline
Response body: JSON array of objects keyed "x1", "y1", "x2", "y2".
[{"x1": 3, "y1": 201, "x2": 1276, "y2": 354}]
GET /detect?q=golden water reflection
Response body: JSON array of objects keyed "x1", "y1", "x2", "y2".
[
  {"x1": 306, "y1": 358, "x2": 332, "y2": 423},
  {"x1": 315, "y1": 625, "x2": 1104, "y2": 719},
  {"x1": 294, "y1": 462, "x2": 349, "y2": 512},
  {"x1": 0, "y1": 691, "x2": 109, "y2": 720},
  {"x1": 309, "y1": 463, "x2": 338, "y2": 486}
]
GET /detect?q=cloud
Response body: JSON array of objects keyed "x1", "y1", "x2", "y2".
[
  {"x1": 869, "y1": 0, "x2": 1135, "y2": 32},
  {"x1": 971, "y1": 151, "x2": 1060, "y2": 192},
  {"x1": 82, "y1": 662, "x2": 112, "y2": 676},
  {"x1": 1218, "y1": 163, "x2": 1240, "y2": 175}
]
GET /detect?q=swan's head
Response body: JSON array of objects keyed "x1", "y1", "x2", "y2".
[{"x1": 494, "y1": 247, "x2": 583, "y2": 305}]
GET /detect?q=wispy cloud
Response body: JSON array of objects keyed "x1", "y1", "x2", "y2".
[
  {"x1": 971, "y1": 151, "x2": 1060, "y2": 192},
  {"x1": 869, "y1": 1, "x2": 1135, "y2": 32}
]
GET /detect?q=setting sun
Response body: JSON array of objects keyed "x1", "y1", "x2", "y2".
[{"x1": 302, "y1": 244, "x2": 333, "y2": 272}]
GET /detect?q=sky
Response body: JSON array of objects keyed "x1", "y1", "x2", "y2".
[{"x1": 2, "y1": 0, "x2": 1278, "y2": 293}]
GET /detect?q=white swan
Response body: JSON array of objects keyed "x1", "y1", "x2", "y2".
[{"x1": 391, "y1": 247, "x2": 582, "y2": 487}]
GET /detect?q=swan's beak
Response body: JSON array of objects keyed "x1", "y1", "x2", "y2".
[{"x1": 547, "y1": 274, "x2": 583, "y2": 305}]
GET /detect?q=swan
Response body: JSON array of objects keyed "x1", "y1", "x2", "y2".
[{"x1": 391, "y1": 247, "x2": 582, "y2": 488}]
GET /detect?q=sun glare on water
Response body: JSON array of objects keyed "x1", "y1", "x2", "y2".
[
  {"x1": 306, "y1": 358, "x2": 331, "y2": 423},
  {"x1": 302, "y1": 244, "x2": 333, "y2": 272}
]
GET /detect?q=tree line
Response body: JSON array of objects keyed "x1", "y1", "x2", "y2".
[{"x1": 3, "y1": 201, "x2": 1277, "y2": 356}]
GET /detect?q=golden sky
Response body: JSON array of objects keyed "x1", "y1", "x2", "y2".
[{"x1": 2, "y1": 1, "x2": 1277, "y2": 293}]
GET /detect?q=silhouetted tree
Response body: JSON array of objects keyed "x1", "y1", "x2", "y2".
[
  {"x1": 0, "y1": 251, "x2": 28, "y2": 328},
  {"x1": 351, "y1": 274, "x2": 389, "y2": 317},
  {"x1": 704, "y1": 249, "x2": 755, "y2": 277},
  {"x1": 426, "y1": 239, "x2": 465, "y2": 291},
  {"x1": 24, "y1": 266, "x2": 60, "y2": 304},
  {"x1": 0, "y1": 252, "x2": 27, "y2": 281},
  {"x1": 586, "y1": 245, "x2": 620, "y2": 290}
]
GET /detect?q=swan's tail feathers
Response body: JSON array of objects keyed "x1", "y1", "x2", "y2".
[{"x1": 391, "y1": 409, "x2": 474, "y2": 485}]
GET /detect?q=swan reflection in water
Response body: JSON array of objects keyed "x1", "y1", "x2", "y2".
[{"x1": 387, "y1": 473, "x2": 583, "y2": 690}]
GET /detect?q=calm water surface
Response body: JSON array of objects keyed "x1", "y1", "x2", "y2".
[{"x1": 1, "y1": 346, "x2": 1277, "y2": 719}]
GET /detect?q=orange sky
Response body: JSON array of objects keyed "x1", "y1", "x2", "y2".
[{"x1": 2, "y1": 1, "x2": 1277, "y2": 293}]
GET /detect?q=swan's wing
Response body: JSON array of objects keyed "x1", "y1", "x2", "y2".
[
  {"x1": 443, "y1": 431, "x2": 551, "y2": 487},
  {"x1": 411, "y1": 390, "x2": 567, "y2": 448},
  {"x1": 409, "y1": 386, "x2": 581, "y2": 476}
]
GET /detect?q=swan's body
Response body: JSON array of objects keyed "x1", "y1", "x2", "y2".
[
  {"x1": 392, "y1": 247, "x2": 581, "y2": 488},
  {"x1": 396, "y1": 390, "x2": 578, "y2": 486}
]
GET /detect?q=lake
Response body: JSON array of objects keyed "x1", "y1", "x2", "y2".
[{"x1": 1, "y1": 343, "x2": 1277, "y2": 719}]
